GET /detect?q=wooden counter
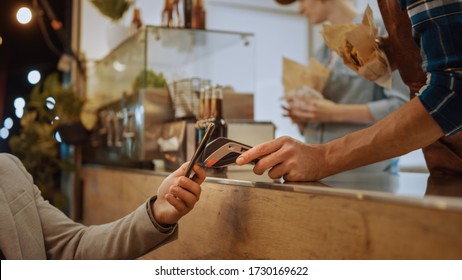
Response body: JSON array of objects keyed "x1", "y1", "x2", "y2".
[{"x1": 80, "y1": 166, "x2": 462, "y2": 259}]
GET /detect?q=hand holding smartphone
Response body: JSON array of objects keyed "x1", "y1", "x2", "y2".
[{"x1": 184, "y1": 123, "x2": 215, "y2": 178}]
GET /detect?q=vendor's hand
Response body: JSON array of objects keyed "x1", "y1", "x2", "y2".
[
  {"x1": 152, "y1": 162, "x2": 205, "y2": 226},
  {"x1": 236, "y1": 136, "x2": 328, "y2": 181},
  {"x1": 288, "y1": 97, "x2": 338, "y2": 123}
]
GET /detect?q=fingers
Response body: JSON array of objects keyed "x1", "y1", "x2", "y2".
[
  {"x1": 252, "y1": 150, "x2": 284, "y2": 175},
  {"x1": 267, "y1": 163, "x2": 286, "y2": 180},
  {"x1": 169, "y1": 176, "x2": 201, "y2": 209},
  {"x1": 282, "y1": 105, "x2": 303, "y2": 123},
  {"x1": 164, "y1": 193, "x2": 188, "y2": 214},
  {"x1": 153, "y1": 162, "x2": 206, "y2": 225},
  {"x1": 267, "y1": 160, "x2": 303, "y2": 181},
  {"x1": 161, "y1": 162, "x2": 204, "y2": 210},
  {"x1": 237, "y1": 137, "x2": 298, "y2": 179},
  {"x1": 236, "y1": 137, "x2": 285, "y2": 165},
  {"x1": 290, "y1": 107, "x2": 315, "y2": 122},
  {"x1": 240, "y1": 137, "x2": 311, "y2": 181},
  {"x1": 175, "y1": 161, "x2": 191, "y2": 176},
  {"x1": 191, "y1": 164, "x2": 206, "y2": 184}
]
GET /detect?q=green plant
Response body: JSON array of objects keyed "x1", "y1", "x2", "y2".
[
  {"x1": 8, "y1": 73, "x2": 80, "y2": 210},
  {"x1": 90, "y1": 0, "x2": 135, "y2": 21},
  {"x1": 133, "y1": 69, "x2": 167, "y2": 92},
  {"x1": 47, "y1": 74, "x2": 86, "y2": 125}
]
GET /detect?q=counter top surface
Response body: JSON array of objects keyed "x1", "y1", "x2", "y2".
[{"x1": 83, "y1": 164, "x2": 462, "y2": 211}]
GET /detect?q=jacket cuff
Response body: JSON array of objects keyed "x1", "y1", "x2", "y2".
[{"x1": 146, "y1": 196, "x2": 176, "y2": 234}]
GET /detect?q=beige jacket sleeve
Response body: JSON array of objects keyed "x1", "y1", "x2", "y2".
[{"x1": 0, "y1": 153, "x2": 177, "y2": 259}]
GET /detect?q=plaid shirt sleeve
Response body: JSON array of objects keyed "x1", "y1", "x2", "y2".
[{"x1": 399, "y1": 0, "x2": 462, "y2": 136}]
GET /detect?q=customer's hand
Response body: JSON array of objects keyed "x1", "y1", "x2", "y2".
[
  {"x1": 152, "y1": 162, "x2": 205, "y2": 226},
  {"x1": 236, "y1": 136, "x2": 328, "y2": 181}
]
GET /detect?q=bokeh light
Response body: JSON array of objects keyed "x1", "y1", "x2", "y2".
[
  {"x1": 113, "y1": 61, "x2": 126, "y2": 72},
  {"x1": 0, "y1": 128, "x2": 9, "y2": 139},
  {"x1": 28, "y1": 70, "x2": 41, "y2": 84},
  {"x1": 46, "y1": 96, "x2": 56, "y2": 110},
  {"x1": 17, "y1": 7, "x2": 32, "y2": 24},
  {"x1": 14, "y1": 97, "x2": 26, "y2": 109},
  {"x1": 4, "y1": 118, "x2": 14, "y2": 129},
  {"x1": 15, "y1": 108, "x2": 24, "y2": 119},
  {"x1": 55, "y1": 131, "x2": 62, "y2": 143}
]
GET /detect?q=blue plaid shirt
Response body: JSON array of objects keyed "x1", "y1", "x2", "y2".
[{"x1": 399, "y1": 0, "x2": 462, "y2": 136}]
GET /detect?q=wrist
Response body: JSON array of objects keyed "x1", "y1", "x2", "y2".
[
  {"x1": 331, "y1": 104, "x2": 346, "y2": 122},
  {"x1": 322, "y1": 136, "x2": 354, "y2": 177},
  {"x1": 321, "y1": 142, "x2": 337, "y2": 178},
  {"x1": 150, "y1": 197, "x2": 175, "y2": 229}
]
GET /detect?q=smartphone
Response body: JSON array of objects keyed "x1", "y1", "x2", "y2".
[
  {"x1": 184, "y1": 122, "x2": 215, "y2": 178},
  {"x1": 202, "y1": 137, "x2": 256, "y2": 168}
]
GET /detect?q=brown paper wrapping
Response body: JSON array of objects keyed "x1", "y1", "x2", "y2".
[
  {"x1": 321, "y1": 5, "x2": 392, "y2": 88},
  {"x1": 282, "y1": 57, "x2": 330, "y2": 98}
]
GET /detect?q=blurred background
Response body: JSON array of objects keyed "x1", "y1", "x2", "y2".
[
  {"x1": 0, "y1": 0, "x2": 72, "y2": 152},
  {"x1": 0, "y1": 0, "x2": 424, "y2": 169}
]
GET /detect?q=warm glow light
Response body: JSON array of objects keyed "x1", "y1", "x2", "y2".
[
  {"x1": 113, "y1": 61, "x2": 126, "y2": 72},
  {"x1": 17, "y1": 7, "x2": 32, "y2": 24},
  {"x1": 14, "y1": 97, "x2": 26, "y2": 109},
  {"x1": 28, "y1": 70, "x2": 41, "y2": 84},
  {"x1": 51, "y1": 116, "x2": 59, "y2": 126},
  {"x1": 4, "y1": 118, "x2": 13, "y2": 129},
  {"x1": 0, "y1": 36, "x2": 3, "y2": 46},
  {"x1": 0, "y1": 128, "x2": 9, "y2": 139}
]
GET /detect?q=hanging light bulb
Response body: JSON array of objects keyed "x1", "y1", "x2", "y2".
[
  {"x1": 14, "y1": 98, "x2": 25, "y2": 119},
  {"x1": 15, "y1": 108, "x2": 24, "y2": 119},
  {"x1": 46, "y1": 96, "x2": 56, "y2": 110},
  {"x1": 27, "y1": 70, "x2": 41, "y2": 85},
  {"x1": 14, "y1": 97, "x2": 26, "y2": 110},
  {"x1": 3, "y1": 118, "x2": 14, "y2": 130},
  {"x1": 0, "y1": 128, "x2": 9, "y2": 140},
  {"x1": 16, "y1": 7, "x2": 32, "y2": 24}
]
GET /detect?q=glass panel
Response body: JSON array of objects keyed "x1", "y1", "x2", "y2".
[
  {"x1": 86, "y1": 30, "x2": 146, "y2": 109},
  {"x1": 86, "y1": 26, "x2": 255, "y2": 110},
  {"x1": 146, "y1": 27, "x2": 255, "y2": 93}
]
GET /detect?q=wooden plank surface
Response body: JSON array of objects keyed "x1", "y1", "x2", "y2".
[{"x1": 81, "y1": 167, "x2": 462, "y2": 259}]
